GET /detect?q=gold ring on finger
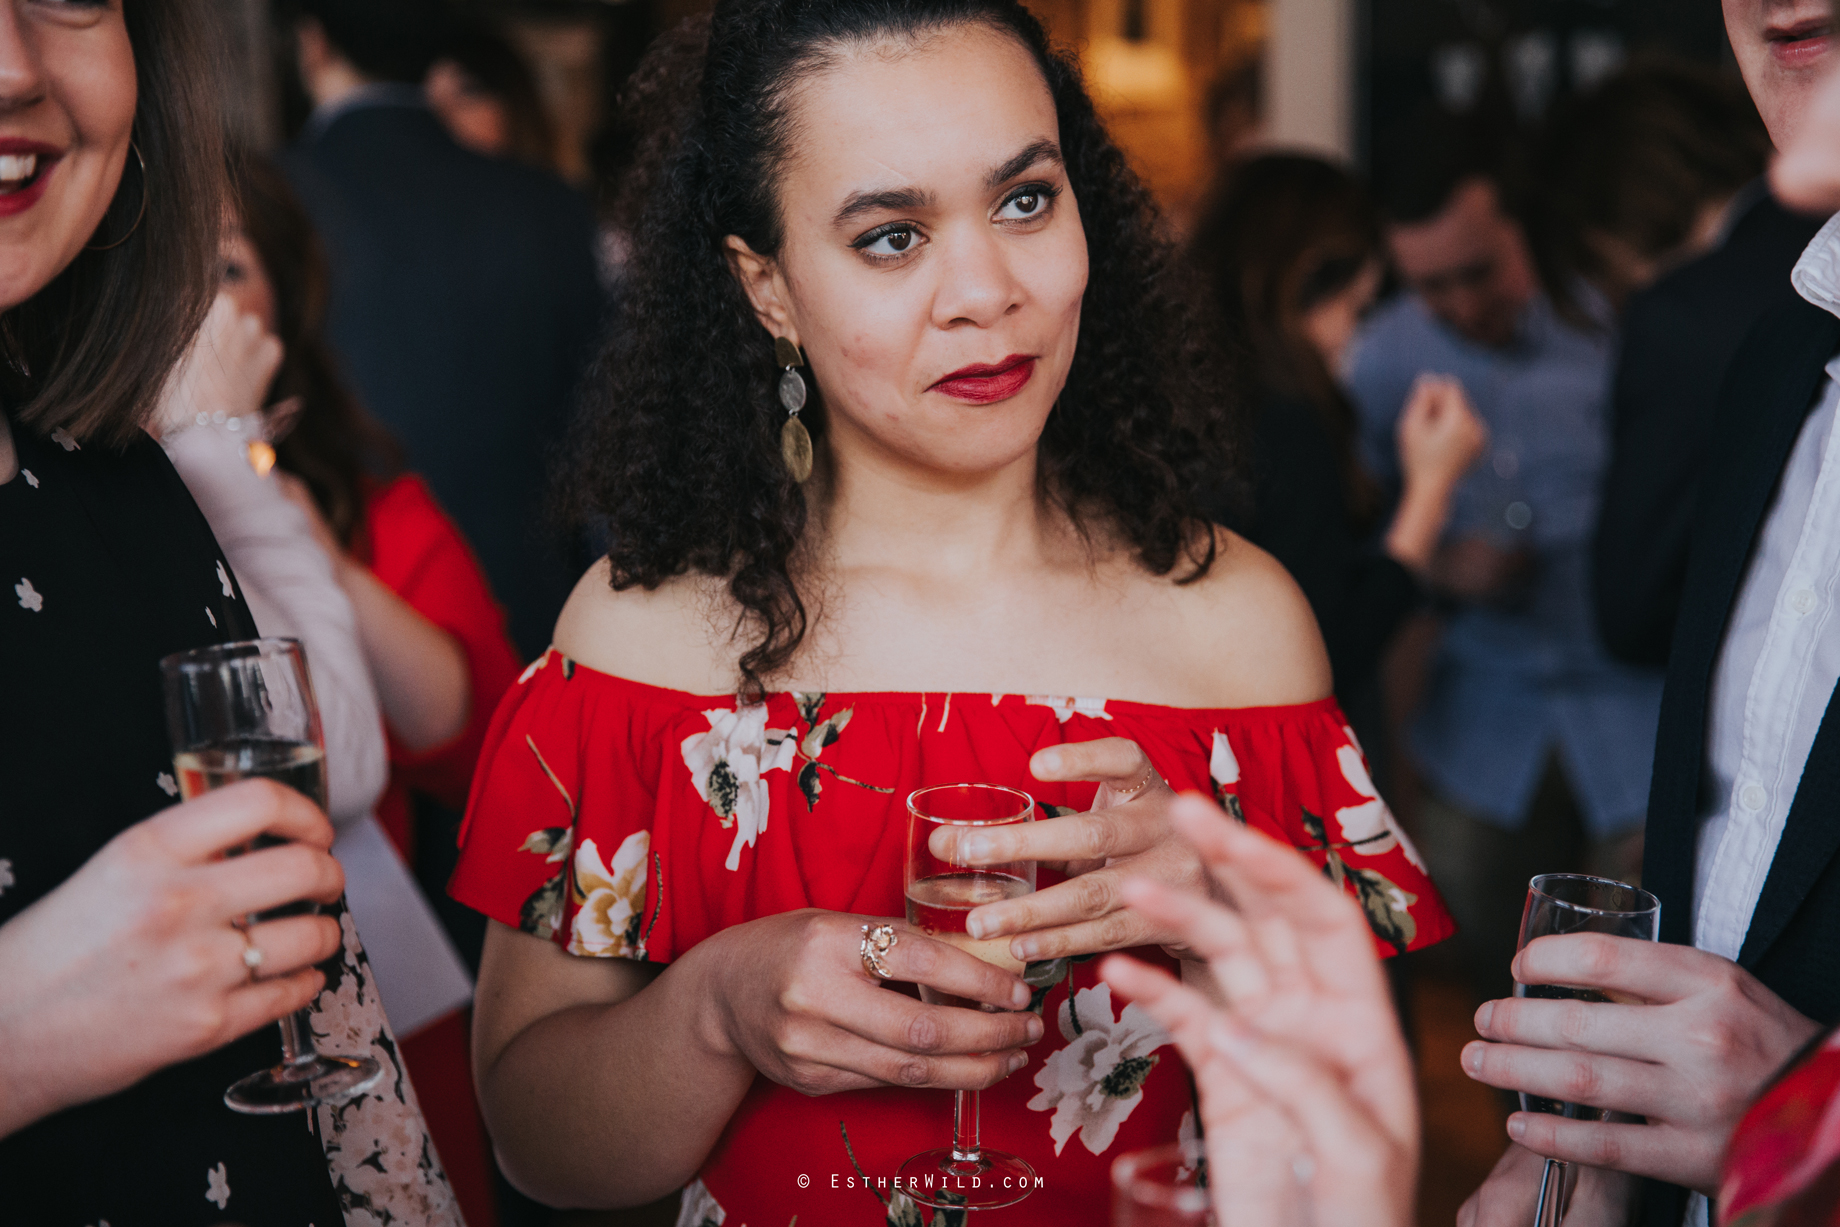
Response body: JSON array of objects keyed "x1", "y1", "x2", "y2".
[
  {"x1": 859, "y1": 923, "x2": 898, "y2": 980},
  {"x1": 1111, "y1": 767, "x2": 1160, "y2": 799}
]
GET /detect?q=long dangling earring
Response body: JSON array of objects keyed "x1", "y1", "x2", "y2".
[
  {"x1": 87, "y1": 142, "x2": 149, "y2": 252},
  {"x1": 775, "y1": 336, "x2": 813, "y2": 483}
]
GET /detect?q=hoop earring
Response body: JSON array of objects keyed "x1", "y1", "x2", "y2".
[
  {"x1": 775, "y1": 336, "x2": 813, "y2": 483},
  {"x1": 87, "y1": 142, "x2": 148, "y2": 252}
]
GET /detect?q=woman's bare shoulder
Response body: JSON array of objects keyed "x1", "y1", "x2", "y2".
[
  {"x1": 550, "y1": 560, "x2": 742, "y2": 694},
  {"x1": 1147, "y1": 527, "x2": 1332, "y2": 708}
]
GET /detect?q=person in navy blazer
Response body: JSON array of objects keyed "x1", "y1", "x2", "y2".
[
  {"x1": 279, "y1": 0, "x2": 605, "y2": 663},
  {"x1": 1458, "y1": 3, "x2": 1840, "y2": 1224}
]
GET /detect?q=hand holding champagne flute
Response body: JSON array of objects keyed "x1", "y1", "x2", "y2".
[
  {"x1": 161, "y1": 637, "x2": 383, "y2": 1113},
  {"x1": 899, "y1": 783, "x2": 1039, "y2": 1210},
  {"x1": 1513, "y1": 874, "x2": 1660, "y2": 1227}
]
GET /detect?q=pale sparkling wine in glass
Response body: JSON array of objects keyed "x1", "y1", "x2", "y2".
[{"x1": 897, "y1": 784, "x2": 1039, "y2": 1211}]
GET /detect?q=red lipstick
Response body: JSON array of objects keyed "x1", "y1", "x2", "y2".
[
  {"x1": 1767, "y1": 19, "x2": 1832, "y2": 70},
  {"x1": 0, "y1": 139, "x2": 63, "y2": 220},
  {"x1": 928, "y1": 355, "x2": 1037, "y2": 405}
]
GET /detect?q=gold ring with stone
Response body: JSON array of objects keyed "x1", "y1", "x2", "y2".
[{"x1": 859, "y1": 923, "x2": 898, "y2": 980}]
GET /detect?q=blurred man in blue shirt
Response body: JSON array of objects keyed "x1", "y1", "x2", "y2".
[{"x1": 1348, "y1": 118, "x2": 1664, "y2": 1003}]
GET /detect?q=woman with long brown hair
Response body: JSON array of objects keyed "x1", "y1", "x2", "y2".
[{"x1": 1189, "y1": 153, "x2": 1486, "y2": 706}]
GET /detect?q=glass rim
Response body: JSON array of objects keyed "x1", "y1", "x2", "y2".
[
  {"x1": 1527, "y1": 872, "x2": 1659, "y2": 917},
  {"x1": 1110, "y1": 1143, "x2": 1210, "y2": 1213},
  {"x1": 906, "y1": 783, "x2": 1034, "y2": 825},
  {"x1": 159, "y1": 636, "x2": 305, "y2": 675}
]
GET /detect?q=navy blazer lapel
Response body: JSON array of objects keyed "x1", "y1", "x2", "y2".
[{"x1": 1643, "y1": 298, "x2": 1840, "y2": 947}]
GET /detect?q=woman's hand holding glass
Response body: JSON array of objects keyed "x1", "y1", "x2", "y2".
[
  {"x1": 1098, "y1": 792, "x2": 1418, "y2": 1227},
  {"x1": 693, "y1": 907, "x2": 1042, "y2": 1097},
  {"x1": 928, "y1": 737, "x2": 1207, "y2": 961},
  {"x1": 0, "y1": 780, "x2": 344, "y2": 1139}
]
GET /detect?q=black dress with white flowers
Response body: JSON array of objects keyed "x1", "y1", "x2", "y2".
[{"x1": 0, "y1": 422, "x2": 345, "y2": 1225}]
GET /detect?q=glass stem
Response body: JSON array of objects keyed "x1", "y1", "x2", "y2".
[
  {"x1": 1534, "y1": 1158, "x2": 1568, "y2": 1227},
  {"x1": 278, "y1": 1009, "x2": 319, "y2": 1068},
  {"x1": 952, "y1": 1088, "x2": 981, "y2": 1163}
]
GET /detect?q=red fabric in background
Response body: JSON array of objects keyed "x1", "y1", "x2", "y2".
[
  {"x1": 354, "y1": 474, "x2": 525, "y2": 860},
  {"x1": 351, "y1": 473, "x2": 524, "y2": 1227}
]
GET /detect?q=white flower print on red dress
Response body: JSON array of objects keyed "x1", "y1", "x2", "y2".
[
  {"x1": 1332, "y1": 731, "x2": 1426, "y2": 871},
  {"x1": 681, "y1": 705, "x2": 795, "y2": 871},
  {"x1": 567, "y1": 831, "x2": 652, "y2": 959},
  {"x1": 1027, "y1": 982, "x2": 1170, "y2": 1156}
]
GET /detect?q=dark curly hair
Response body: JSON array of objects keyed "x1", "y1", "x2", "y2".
[{"x1": 568, "y1": 0, "x2": 1234, "y2": 696}]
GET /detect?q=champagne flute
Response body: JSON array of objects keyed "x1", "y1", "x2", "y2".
[
  {"x1": 160, "y1": 637, "x2": 384, "y2": 1114},
  {"x1": 1515, "y1": 873, "x2": 1660, "y2": 1227},
  {"x1": 897, "y1": 783, "x2": 1038, "y2": 1210}
]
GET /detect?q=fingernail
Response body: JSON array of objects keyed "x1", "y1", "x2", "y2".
[
  {"x1": 1036, "y1": 749, "x2": 1061, "y2": 774},
  {"x1": 1025, "y1": 1014, "x2": 1044, "y2": 1041},
  {"x1": 1475, "y1": 1001, "x2": 1493, "y2": 1031},
  {"x1": 961, "y1": 835, "x2": 992, "y2": 862},
  {"x1": 1507, "y1": 1116, "x2": 1526, "y2": 1140},
  {"x1": 967, "y1": 915, "x2": 988, "y2": 940},
  {"x1": 1012, "y1": 982, "x2": 1032, "y2": 1009},
  {"x1": 1462, "y1": 1043, "x2": 1483, "y2": 1075},
  {"x1": 1013, "y1": 938, "x2": 1038, "y2": 961},
  {"x1": 1007, "y1": 1052, "x2": 1028, "y2": 1074}
]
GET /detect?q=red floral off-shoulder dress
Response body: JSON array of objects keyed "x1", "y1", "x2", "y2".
[{"x1": 450, "y1": 651, "x2": 1454, "y2": 1226}]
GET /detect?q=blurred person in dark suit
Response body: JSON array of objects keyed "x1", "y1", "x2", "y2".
[
  {"x1": 1543, "y1": 62, "x2": 1828, "y2": 666},
  {"x1": 281, "y1": 0, "x2": 605, "y2": 663}
]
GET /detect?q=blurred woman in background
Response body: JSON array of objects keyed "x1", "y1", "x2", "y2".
[
  {"x1": 163, "y1": 152, "x2": 524, "y2": 1227},
  {"x1": 1188, "y1": 154, "x2": 1486, "y2": 735}
]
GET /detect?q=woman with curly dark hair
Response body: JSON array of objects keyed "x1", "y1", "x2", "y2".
[{"x1": 449, "y1": 1, "x2": 1454, "y2": 1219}]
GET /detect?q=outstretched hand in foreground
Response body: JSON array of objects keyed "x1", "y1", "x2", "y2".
[{"x1": 1099, "y1": 792, "x2": 1417, "y2": 1227}]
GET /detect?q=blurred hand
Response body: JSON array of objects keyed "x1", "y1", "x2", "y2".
[
  {"x1": 1430, "y1": 535, "x2": 1536, "y2": 604},
  {"x1": 1398, "y1": 374, "x2": 1488, "y2": 494},
  {"x1": 1100, "y1": 793, "x2": 1418, "y2": 1227},
  {"x1": 150, "y1": 293, "x2": 283, "y2": 440},
  {"x1": 1462, "y1": 935, "x2": 1819, "y2": 1195},
  {"x1": 0, "y1": 780, "x2": 345, "y2": 1138},
  {"x1": 937, "y1": 737, "x2": 1212, "y2": 961},
  {"x1": 1458, "y1": 1142, "x2": 1637, "y2": 1227},
  {"x1": 698, "y1": 908, "x2": 1042, "y2": 1097}
]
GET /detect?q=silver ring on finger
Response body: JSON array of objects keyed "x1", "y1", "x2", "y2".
[
  {"x1": 238, "y1": 926, "x2": 265, "y2": 980},
  {"x1": 859, "y1": 923, "x2": 898, "y2": 980}
]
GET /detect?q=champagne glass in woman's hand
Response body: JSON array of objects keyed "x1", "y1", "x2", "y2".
[
  {"x1": 161, "y1": 637, "x2": 382, "y2": 1113},
  {"x1": 1514, "y1": 875, "x2": 1660, "y2": 1227},
  {"x1": 899, "y1": 784, "x2": 1039, "y2": 1210}
]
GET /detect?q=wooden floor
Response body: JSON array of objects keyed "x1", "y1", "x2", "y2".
[{"x1": 1411, "y1": 971, "x2": 1513, "y2": 1226}]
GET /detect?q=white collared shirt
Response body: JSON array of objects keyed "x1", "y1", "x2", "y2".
[{"x1": 1684, "y1": 209, "x2": 1840, "y2": 1227}]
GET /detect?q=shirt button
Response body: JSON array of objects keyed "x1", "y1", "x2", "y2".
[
  {"x1": 1789, "y1": 588, "x2": 1818, "y2": 615},
  {"x1": 1741, "y1": 784, "x2": 1769, "y2": 812}
]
